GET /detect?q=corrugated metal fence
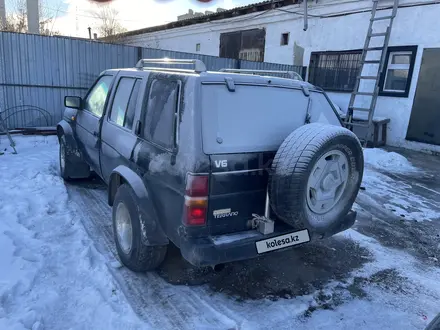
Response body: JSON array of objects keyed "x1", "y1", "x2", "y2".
[{"x1": 0, "y1": 32, "x2": 304, "y2": 128}]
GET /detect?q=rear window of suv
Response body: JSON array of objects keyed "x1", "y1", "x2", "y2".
[{"x1": 201, "y1": 83, "x2": 341, "y2": 154}]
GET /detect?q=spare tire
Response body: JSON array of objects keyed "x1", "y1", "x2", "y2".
[{"x1": 269, "y1": 123, "x2": 363, "y2": 235}]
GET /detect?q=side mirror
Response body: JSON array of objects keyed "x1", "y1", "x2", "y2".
[{"x1": 64, "y1": 96, "x2": 82, "y2": 110}]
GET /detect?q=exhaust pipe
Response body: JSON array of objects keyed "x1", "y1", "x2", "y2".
[{"x1": 212, "y1": 264, "x2": 225, "y2": 272}]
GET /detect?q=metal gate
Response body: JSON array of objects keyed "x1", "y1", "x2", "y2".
[{"x1": 406, "y1": 48, "x2": 440, "y2": 145}]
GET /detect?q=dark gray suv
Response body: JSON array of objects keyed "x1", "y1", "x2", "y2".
[{"x1": 57, "y1": 59, "x2": 363, "y2": 272}]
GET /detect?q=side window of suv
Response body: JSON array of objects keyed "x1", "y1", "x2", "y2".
[
  {"x1": 84, "y1": 75, "x2": 113, "y2": 117},
  {"x1": 124, "y1": 80, "x2": 141, "y2": 129},
  {"x1": 143, "y1": 79, "x2": 180, "y2": 149},
  {"x1": 109, "y1": 77, "x2": 140, "y2": 128}
]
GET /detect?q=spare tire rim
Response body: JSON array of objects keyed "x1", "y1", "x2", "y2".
[
  {"x1": 115, "y1": 202, "x2": 133, "y2": 254},
  {"x1": 306, "y1": 150, "x2": 349, "y2": 214}
]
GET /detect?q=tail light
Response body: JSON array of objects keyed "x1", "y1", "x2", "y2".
[{"x1": 183, "y1": 174, "x2": 209, "y2": 226}]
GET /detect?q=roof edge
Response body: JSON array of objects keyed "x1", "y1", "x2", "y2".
[{"x1": 109, "y1": 0, "x2": 299, "y2": 40}]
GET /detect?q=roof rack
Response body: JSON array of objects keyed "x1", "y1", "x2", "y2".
[
  {"x1": 219, "y1": 69, "x2": 303, "y2": 81},
  {"x1": 135, "y1": 58, "x2": 207, "y2": 73}
]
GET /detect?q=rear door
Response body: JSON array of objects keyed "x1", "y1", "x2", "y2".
[
  {"x1": 100, "y1": 74, "x2": 143, "y2": 183},
  {"x1": 201, "y1": 81, "x2": 341, "y2": 235},
  {"x1": 208, "y1": 152, "x2": 274, "y2": 235},
  {"x1": 134, "y1": 74, "x2": 184, "y2": 240},
  {"x1": 202, "y1": 82, "x2": 306, "y2": 235}
]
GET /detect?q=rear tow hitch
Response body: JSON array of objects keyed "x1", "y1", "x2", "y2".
[
  {"x1": 251, "y1": 191, "x2": 275, "y2": 235},
  {"x1": 251, "y1": 214, "x2": 274, "y2": 235}
]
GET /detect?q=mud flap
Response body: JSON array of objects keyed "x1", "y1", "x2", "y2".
[
  {"x1": 138, "y1": 204, "x2": 168, "y2": 246},
  {"x1": 319, "y1": 210, "x2": 357, "y2": 239}
]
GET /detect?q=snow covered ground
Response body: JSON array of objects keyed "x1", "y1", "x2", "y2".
[
  {"x1": 1, "y1": 136, "x2": 439, "y2": 330},
  {"x1": 0, "y1": 136, "x2": 144, "y2": 329},
  {"x1": 362, "y1": 149, "x2": 439, "y2": 221},
  {"x1": 363, "y1": 148, "x2": 420, "y2": 174}
]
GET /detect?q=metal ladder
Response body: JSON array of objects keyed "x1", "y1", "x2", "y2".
[
  {"x1": 0, "y1": 110, "x2": 17, "y2": 154},
  {"x1": 344, "y1": 0, "x2": 399, "y2": 146}
]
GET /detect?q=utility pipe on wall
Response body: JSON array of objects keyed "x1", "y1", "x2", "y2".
[{"x1": 303, "y1": 0, "x2": 308, "y2": 31}]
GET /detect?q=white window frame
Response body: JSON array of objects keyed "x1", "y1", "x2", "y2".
[{"x1": 382, "y1": 51, "x2": 412, "y2": 93}]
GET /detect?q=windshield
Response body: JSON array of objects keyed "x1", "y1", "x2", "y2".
[{"x1": 201, "y1": 84, "x2": 341, "y2": 154}]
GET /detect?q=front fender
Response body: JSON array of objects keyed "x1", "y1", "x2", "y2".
[
  {"x1": 109, "y1": 166, "x2": 168, "y2": 246},
  {"x1": 57, "y1": 119, "x2": 78, "y2": 150}
]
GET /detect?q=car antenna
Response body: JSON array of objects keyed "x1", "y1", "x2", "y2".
[{"x1": 301, "y1": 85, "x2": 311, "y2": 124}]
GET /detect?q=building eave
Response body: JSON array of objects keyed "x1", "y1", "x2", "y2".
[{"x1": 110, "y1": 0, "x2": 299, "y2": 40}]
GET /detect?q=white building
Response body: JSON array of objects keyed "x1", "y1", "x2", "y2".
[{"x1": 118, "y1": 0, "x2": 440, "y2": 153}]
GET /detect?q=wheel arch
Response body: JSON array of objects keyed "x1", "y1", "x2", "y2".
[
  {"x1": 108, "y1": 166, "x2": 148, "y2": 206},
  {"x1": 109, "y1": 165, "x2": 168, "y2": 246},
  {"x1": 57, "y1": 120, "x2": 77, "y2": 149}
]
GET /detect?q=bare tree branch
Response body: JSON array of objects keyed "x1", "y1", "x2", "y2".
[
  {"x1": 92, "y1": 5, "x2": 127, "y2": 43},
  {"x1": 1, "y1": 0, "x2": 60, "y2": 35},
  {"x1": 39, "y1": 1, "x2": 61, "y2": 35},
  {"x1": 2, "y1": 0, "x2": 27, "y2": 32}
]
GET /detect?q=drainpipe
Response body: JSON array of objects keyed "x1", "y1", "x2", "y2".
[{"x1": 303, "y1": 0, "x2": 308, "y2": 31}]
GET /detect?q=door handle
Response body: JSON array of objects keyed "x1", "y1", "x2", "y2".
[{"x1": 93, "y1": 131, "x2": 98, "y2": 137}]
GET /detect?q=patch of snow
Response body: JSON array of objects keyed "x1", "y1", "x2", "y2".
[
  {"x1": 0, "y1": 136, "x2": 144, "y2": 329},
  {"x1": 148, "y1": 152, "x2": 178, "y2": 175},
  {"x1": 361, "y1": 167, "x2": 440, "y2": 221},
  {"x1": 109, "y1": 260, "x2": 123, "y2": 269},
  {"x1": 412, "y1": 182, "x2": 440, "y2": 197},
  {"x1": 344, "y1": 229, "x2": 440, "y2": 316},
  {"x1": 209, "y1": 241, "x2": 440, "y2": 330},
  {"x1": 185, "y1": 224, "x2": 440, "y2": 329},
  {"x1": 148, "y1": 151, "x2": 202, "y2": 176},
  {"x1": 338, "y1": 229, "x2": 440, "y2": 327},
  {"x1": 363, "y1": 148, "x2": 419, "y2": 173}
]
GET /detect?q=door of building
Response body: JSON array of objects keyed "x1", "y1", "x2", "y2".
[{"x1": 406, "y1": 48, "x2": 440, "y2": 145}]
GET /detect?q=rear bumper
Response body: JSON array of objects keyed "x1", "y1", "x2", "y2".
[{"x1": 180, "y1": 210, "x2": 357, "y2": 267}]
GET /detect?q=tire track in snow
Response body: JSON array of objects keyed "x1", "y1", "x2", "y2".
[
  {"x1": 66, "y1": 185, "x2": 180, "y2": 329},
  {"x1": 66, "y1": 183, "x2": 240, "y2": 330}
]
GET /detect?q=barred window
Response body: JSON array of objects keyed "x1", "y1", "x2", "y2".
[{"x1": 308, "y1": 50, "x2": 362, "y2": 92}]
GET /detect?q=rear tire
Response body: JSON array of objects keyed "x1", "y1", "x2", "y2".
[
  {"x1": 112, "y1": 184, "x2": 167, "y2": 272},
  {"x1": 269, "y1": 123, "x2": 363, "y2": 235}
]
